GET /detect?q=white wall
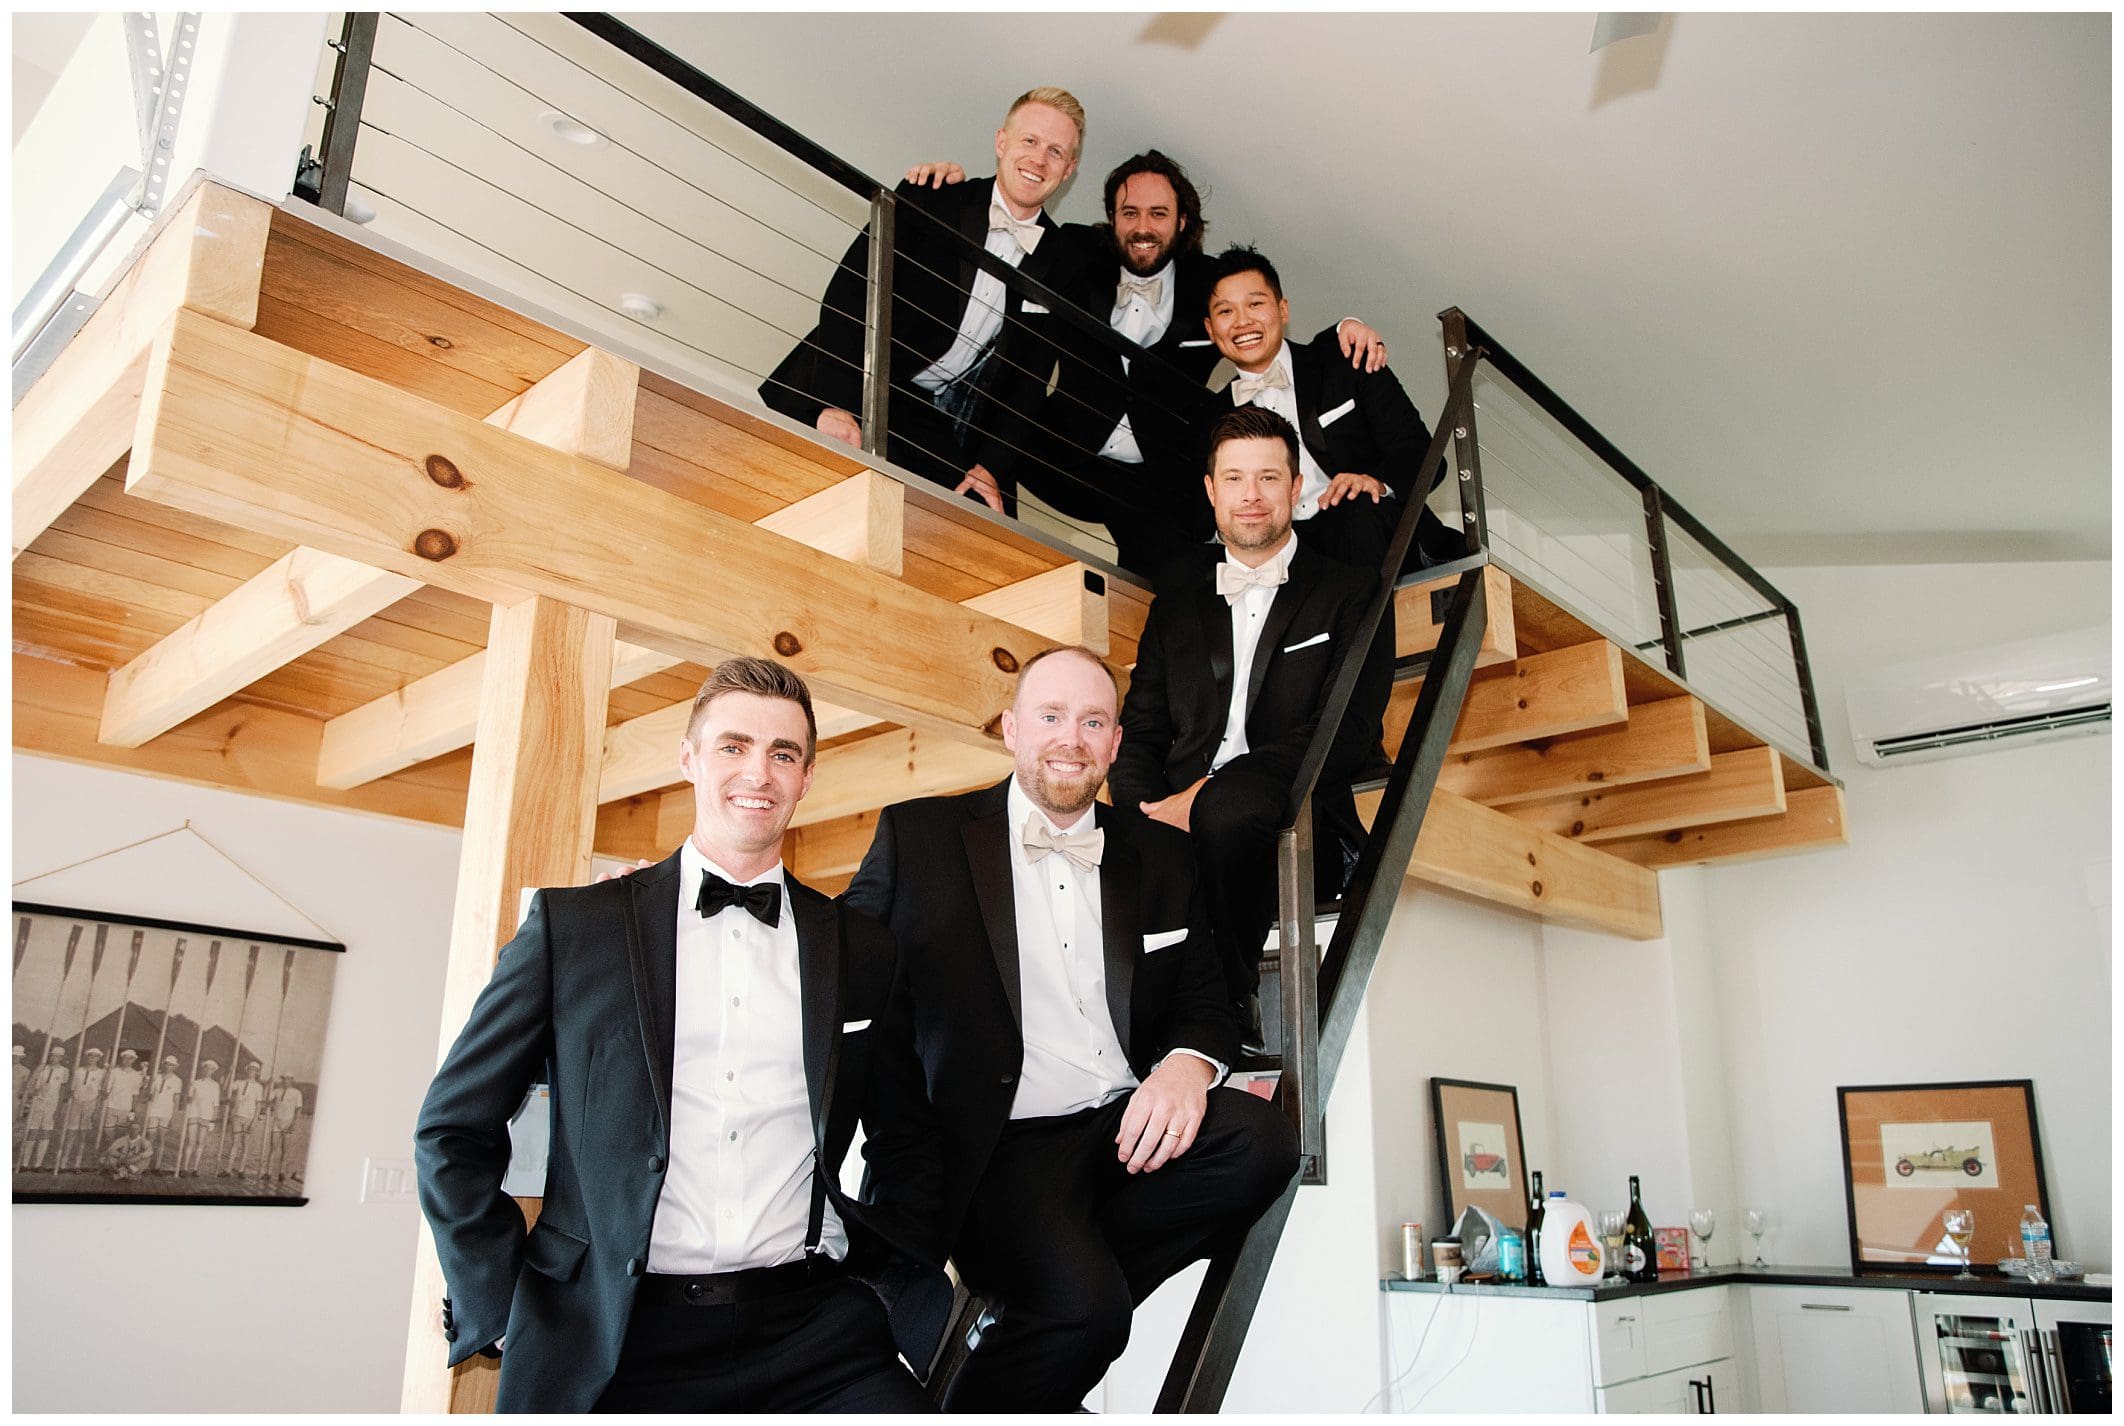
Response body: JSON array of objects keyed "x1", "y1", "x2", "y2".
[
  {"x1": 1705, "y1": 559, "x2": 2111, "y2": 1271},
  {"x1": 11, "y1": 754, "x2": 457, "y2": 1413}
]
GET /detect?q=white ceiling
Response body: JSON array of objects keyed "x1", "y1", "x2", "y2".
[{"x1": 620, "y1": 10, "x2": 2111, "y2": 567}]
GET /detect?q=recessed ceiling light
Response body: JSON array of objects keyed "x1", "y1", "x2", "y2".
[
  {"x1": 538, "y1": 110, "x2": 609, "y2": 149},
  {"x1": 618, "y1": 293, "x2": 662, "y2": 321}
]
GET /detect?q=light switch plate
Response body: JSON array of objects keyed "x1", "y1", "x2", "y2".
[{"x1": 361, "y1": 1156, "x2": 416, "y2": 1205}]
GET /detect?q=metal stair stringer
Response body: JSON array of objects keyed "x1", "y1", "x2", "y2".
[{"x1": 1153, "y1": 566, "x2": 1491, "y2": 1412}]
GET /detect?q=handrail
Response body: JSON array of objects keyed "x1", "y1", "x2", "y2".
[{"x1": 563, "y1": 13, "x2": 1228, "y2": 426}]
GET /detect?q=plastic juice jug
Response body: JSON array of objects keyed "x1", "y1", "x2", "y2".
[{"x1": 1538, "y1": 1190, "x2": 1604, "y2": 1286}]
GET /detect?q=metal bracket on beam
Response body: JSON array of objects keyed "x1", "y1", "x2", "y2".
[{"x1": 123, "y1": 12, "x2": 201, "y2": 218}]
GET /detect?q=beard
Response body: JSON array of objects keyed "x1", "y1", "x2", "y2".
[
  {"x1": 1114, "y1": 227, "x2": 1174, "y2": 277},
  {"x1": 1219, "y1": 510, "x2": 1294, "y2": 554},
  {"x1": 1019, "y1": 745, "x2": 1105, "y2": 819}
]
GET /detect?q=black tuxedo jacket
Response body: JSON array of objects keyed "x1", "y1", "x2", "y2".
[
  {"x1": 1110, "y1": 541, "x2": 1394, "y2": 854},
  {"x1": 1204, "y1": 334, "x2": 1456, "y2": 560},
  {"x1": 841, "y1": 780, "x2": 1234, "y2": 1240},
  {"x1": 760, "y1": 176, "x2": 1075, "y2": 483},
  {"x1": 414, "y1": 851, "x2": 940, "y2": 1414}
]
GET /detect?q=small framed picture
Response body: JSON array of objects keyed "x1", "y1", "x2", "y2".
[
  {"x1": 1429, "y1": 1079, "x2": 1528, "y2": 1232},
  {"x1": 1654, "y1": 1226, "x2": 1691, "y2": 1273}
]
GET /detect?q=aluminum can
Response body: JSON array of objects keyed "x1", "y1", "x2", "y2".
[
  {"x1": 1497, "y1": 1227, "x2": 1527, "y2": 1282},
  {"x1": 1399, "y1": 1223, "x2": 1424, "y2": 1279}
]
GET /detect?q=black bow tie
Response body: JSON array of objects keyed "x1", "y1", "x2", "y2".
[{"x1": 697, "y1": 872, "x2": 782, "y2": 927}]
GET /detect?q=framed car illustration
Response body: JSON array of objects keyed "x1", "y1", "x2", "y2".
[
  {"x1": 1836, "y1": 1080, "x2": 2050, "y2": 1272},
  {"x1": 1431, "y1": 1078, "x2": 1529, "y2": 1233}
]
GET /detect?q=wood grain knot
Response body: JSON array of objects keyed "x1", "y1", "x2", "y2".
[
  {"x1": 427, "y1": 334, "x2": 454, "y2": 349},
  {"x1": 413, "y1": 529, "x2": 458, "y2": 561},
  {"x1": 772, "y1": 632, "x2": 803, "y2": 657},
  {"x1": 1529, "y1": 881, "x2": 1544, "y2": 897},
  {"x1": 991, "y1": 648, "x2": 1020, "y2": 674},
  {"x1": 424, "y1": 454, "x2": 466, "y2": 489}
]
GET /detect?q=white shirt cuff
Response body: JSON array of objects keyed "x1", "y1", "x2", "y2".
[{"x1": 1159, "y1": 1047, "x2": 1229, "y2": 1090}]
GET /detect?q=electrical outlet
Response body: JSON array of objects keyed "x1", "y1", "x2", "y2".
[{"x1": 361, "y1": 1156, "x2": 417, "y2": 1205}]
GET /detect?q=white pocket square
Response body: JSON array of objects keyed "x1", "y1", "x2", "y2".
[
  {"x1": 840, "y1": 1018, "x2": 872, "y2": 1033},
  {"x1": 1282, "y1": 631, "x2": 1331, "y2": 654},
  {"x1": 1318, "y1": 398, "x2": 1357, "y2": 427},
  {"x1": 1178, "y1": 338, "x2": 1214, "y2": 347},
  {"x1": 1022, "y1": 301, "x2": 1049, "y2": 314},
  {"x1": 1142, "y1": 928, "x2": 1188, "y2": 953}
]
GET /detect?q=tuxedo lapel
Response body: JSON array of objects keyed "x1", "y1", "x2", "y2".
[
  {"x1": 952, "y1": 180, "x2": 987, "y2": 301},
  {"x1": 622, "y1": 848, "x2": 685, "y2": 1145},
  {"x1": 1196, "y1": 575, "x2": 1235, "y2": 715},
  {"x1": 788, "y1": 874, "x2": 841, "y2": 1144},
  {"x1": 1095, "y1": 806, "x2": 1140, "y2": 1054},
  {"x1": 962, "y1": 787, "x2": 1024, "y2": 1030},
  {"x1": 1289, "y1": 340, "x2": 1336, "y2": 474}
]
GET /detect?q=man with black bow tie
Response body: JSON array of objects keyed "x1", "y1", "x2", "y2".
[
  {"x1": 415, "y1": 659, "x2": 941, "y2": 1413},
  {"x1": 762, "y1": 89, "x2": 1088, "y2": 516},
  {"x1": 1198, "y1": 246, "x2": 1461, "y2": 574},
  {"x1": 845, "y1": 647, "x2": 1299, "y2": 1412},
  {"x1": 1112, "y1": 406, "x2": 1395, "y2": 1049}
]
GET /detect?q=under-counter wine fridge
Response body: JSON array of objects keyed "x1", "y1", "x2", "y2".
[{"x1": 1916, "y1": 1293, "x2": 2112, "y2": 1413}]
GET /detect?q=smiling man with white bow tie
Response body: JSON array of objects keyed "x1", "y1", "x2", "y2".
[
  {"x1": 1112, "y1": 405, "x2": 1396, "y2": 1051},
  {"x1": 761, "y1": 89, "x2": 1089, "y2": 517},
  {"x1": 845, "y1": 646, "x2": 1298, "y2": 1412}
]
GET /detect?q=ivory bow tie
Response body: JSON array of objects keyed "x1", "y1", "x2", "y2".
[
  {"x1": 988, "y1": 204, "x2": 1044, "y2": 255},
  {"x1": 1116, "y1": 274, "x2": 1165, "y2": 308},
  {"x1": 1216, "y1": 560, "x2": 1289, "y2": 600},
  {"x1": 1231, "y1": 366, "x2": 1292, "y2": 404},
  {"x1": 1022, "y1": 817, "x2": 1104, "y2": 871}
]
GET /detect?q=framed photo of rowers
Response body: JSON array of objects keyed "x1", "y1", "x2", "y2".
[
  {"x1": 1431, "y1": 1078, "x2": 1530, "y2": 1232},
  {"x1": 12, "y1": 903, "x2": 341, "y2": 1207}
]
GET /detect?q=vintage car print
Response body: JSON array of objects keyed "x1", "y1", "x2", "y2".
[{"x1": 1894, "y1": 1145, "x2": 1985, "y2": 1177}]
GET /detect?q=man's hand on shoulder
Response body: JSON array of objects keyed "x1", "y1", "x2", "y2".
[
  {"x1": 1319, "y1": 472, "x2": 1387, "y2": 508},
  {"x1": 1116, "y1": 1054, "x2": 1214, "y2": 1175},
  {"x1": 904, "y1": 161, "x2": 967, "y2": 188},
  {"x1": 1139, "y1": 777, "x2": 1207, "y2": 833},
  {"x1": 1336, "y1": 317, "x2": 1389, "y2": 373},
  {"x1": 592, "y1": 858, "x2": 653, "y2": 885},
  {"x1": 816, "y1": 407, "x2": 864, "y2": 448}
]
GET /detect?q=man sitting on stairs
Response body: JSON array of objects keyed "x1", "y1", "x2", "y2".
[{"x1": 1111, "y1": 406, "x2": 1396, "y2": 1053}]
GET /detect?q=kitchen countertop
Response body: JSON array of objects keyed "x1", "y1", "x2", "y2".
[{"x1": 1381, "y1": 1263, "x2": 2112, "y2": 1304}]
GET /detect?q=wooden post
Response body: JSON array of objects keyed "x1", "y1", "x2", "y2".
[{"x1": 400, "y1": 348, "x2": 635, "y2": 1414}]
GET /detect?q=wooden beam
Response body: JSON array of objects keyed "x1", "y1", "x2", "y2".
[
  {"x1": 964, "y1": 561, "x2": 1110, "y2": 655},
  {"x1": 787, "y1": 728, "x2": 1012, "y2": 829},
  {"x1": 129, "y1": 312, "x2": 1044, "y2": 745},
  {"x1": 403, "y1": 595, "x2": 614, "y2": 1415},
  {"x1": 1358, "y1": 785, "x2": 1664, "y2": 939},
  {"x1": 784, "y1": 809, "x2": 881, "y2": 885},
  {"x1": 1386, "y1": 639, "x2": 1627, "y2": 759},
  {"x1": 754, "y1": 469, "x2": 903, "y2": 576},
  {"x1": 1602, "y1": 784, "x2": 1848, "y2": 869},
  {"x1": 1396, "y1": 565, "x2": 1517, "y2": 666},
  {"x1": 1437, "y1": 695, "x2": 1711, "y2": 807},
  {"x1": 1508, "y1": 745, "x2": 1788, "y2": 844},
  {"x1": 481, "y1": 349, "x2": 637, "y2": 472},
  {"x1": 15, "y1": 183, "x2": 272, "y2": 555},
  {"x1": 97, "y1": 549, "x2": 419, "y2": 748}
]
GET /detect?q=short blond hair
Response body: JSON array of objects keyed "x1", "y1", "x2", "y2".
[{"x1": 1006, "y1": 87, "x2": 1086, "y2": 155}]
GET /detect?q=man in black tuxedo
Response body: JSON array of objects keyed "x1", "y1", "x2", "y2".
[
  {"x1": 845, "y1": 646, "x2": 1299, "y2": 1413},
  {"x1": 1111, "y1": 406, "x2": 1395, "y2": 1045},
  {"x1": 1197, "y1": 246, "x2": 1461, "y2": 573},
  {"x1": 899, "y1": 153, "x2": 1389, "y2": 578},
  {"x1": 761, "y1": 88, "x2": 1087, "y2": 516},
  {"x1": 415, "y1": 659, "x2": 941, "y2": 1413}
]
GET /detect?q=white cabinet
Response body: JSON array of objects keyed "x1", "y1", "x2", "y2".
[
  {"x1": 1599, "y1": 1359, "x2": 1735, "y2": 1414},
  {"x1": 1749, "y1": 1285, "x2": 1923, "y2": 1413}
]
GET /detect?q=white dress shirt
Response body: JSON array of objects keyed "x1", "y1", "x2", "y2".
[
  {"x1": 913, "y1": 182, "x2": 1036, "y2": 395},
  {"x1": 1006, "y1": 778, "x2": 1139, "y2": 1119},
  {"x1": 1212, "y1": 531, "x2": 1302, "y2": 772},
  {"x1": 1229, "y1": 341, "x2": 1332, "y2": 518},
  {"x1": 647, "y1": 840, "x2": 847, "y2": 1273},
  {"x1": 1096, "y1": 260, "x2": 1178, "y2": 463}
]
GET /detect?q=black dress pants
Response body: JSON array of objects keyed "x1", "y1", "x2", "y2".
[
  {"x1": 592, "y1": 1277, "x2": 931, "y2": 1413},
  {"x1": 943, "y1": 1089, "x2": 1300, "y2": 1413},
  {"x1": 1017, "y1": 452, "x2": 1214, "y2": 580}
]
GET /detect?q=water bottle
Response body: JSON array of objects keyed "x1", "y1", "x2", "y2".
[{"x1": 2020, "y1": 1204, "x2": 2055, "y2": 1282}]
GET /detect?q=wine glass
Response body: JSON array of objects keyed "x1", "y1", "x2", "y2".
[
  {"x1": 1744, "y1": 1207, "x2": 1769, "y2": 1267},
  {"x1": 1689, "y1": 1209, "x2": 1717, "y2": 1273},
  {"x1": 1598, "y1": 1209, "x2": 1627, "y2": 1284},
  {"x1": 1943, "y1": 1208, "x2": 1977, "y2": 1280}
]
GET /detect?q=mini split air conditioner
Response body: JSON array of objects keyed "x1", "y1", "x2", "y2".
[{"x1": 1844, "y1": 626, "x2": 2111, "y2": 767}]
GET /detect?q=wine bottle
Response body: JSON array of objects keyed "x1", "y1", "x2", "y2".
[
  {"x1": 1527, "y1": 1170, "x2": 1547, "y2": 1285},
  {"x1": 1624, "y1": 1174, "x2": 1659, "y2": 1282}
]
